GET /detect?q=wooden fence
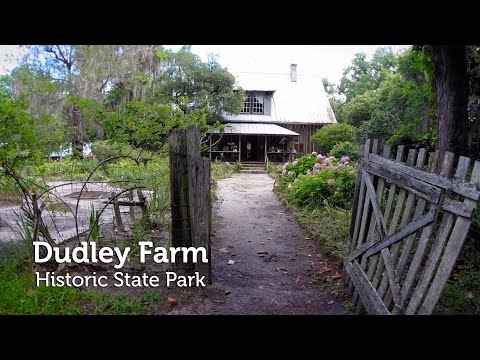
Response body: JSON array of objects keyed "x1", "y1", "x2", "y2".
[
  {"x1": 344, "y1": 139, "x2": 480, "y2": 315},
  {"x1": 169, "y1": 126, "x2": 212, "y2": 283}
]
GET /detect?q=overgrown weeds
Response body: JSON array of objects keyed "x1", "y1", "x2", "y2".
[{"x1": 0, "y1": 242, "x2": 146, "y2": 314}]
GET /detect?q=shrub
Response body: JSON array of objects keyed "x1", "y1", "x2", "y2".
[
  {"x1": 91, "y1": 140, "x2": 147, "y2": 163},
  {"x1": 388, "y1": 125, "x2": 436, "y2": 152},
  {"x1": 311, "y1": 123, "x2": 357, "y2": 154},
  {"x1": 284, "y1": 153, "x2": 317, "y2": 178},
  {"x1": 280, "y1": 153, "x2": 357, "y2": 209},
  {"x1": 285, "y1": 168, "x2": 356, "y2": 208},
  {"x1": 32, "y1": 158, "x2": 103, "y2": 180},
  {"x1": 329, "y1": 141, "x2": 360, "y2": 161}
]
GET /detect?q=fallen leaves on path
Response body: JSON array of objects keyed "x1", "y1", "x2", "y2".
[
  {"x1": 211, "y1": 299, "x2": 225, "y2": 304},
  {"x1": 168, "y1": 297, "x2": 178, "y2": 306}
]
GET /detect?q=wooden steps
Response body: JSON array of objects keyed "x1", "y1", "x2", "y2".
[{"x1": 240, "y1": 162, "x2": 266, "y2": 174}]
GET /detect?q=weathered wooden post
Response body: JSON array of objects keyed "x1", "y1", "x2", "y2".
[
  {"x1": 169, "y1": 126, "x2": 212, "y2": 283},
  {"x1": 112, "y1": 192, "x2": 125, "y2": 233}
]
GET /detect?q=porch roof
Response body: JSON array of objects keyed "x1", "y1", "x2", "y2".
[{"x1": 218, "y1": 123, "x2": 299, "y2": 136}]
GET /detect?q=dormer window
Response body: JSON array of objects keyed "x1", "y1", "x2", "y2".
[{"x1": 241, "y1": 91, "x2": 264, "y2": 114}]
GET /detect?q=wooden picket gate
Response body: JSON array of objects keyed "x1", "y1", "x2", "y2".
[{"x1": 344, "y1": 139, "x2": 480, "y2": 315}]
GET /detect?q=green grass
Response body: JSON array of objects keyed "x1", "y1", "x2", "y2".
[
  {"x1": 290, "y1": 204, "x2": 350, "y2": 265},
  {"x1": 211, "y1": 161, "x2": 237, "y2": 180},
  {"x1": 436, "y1": 271, "x2": 480, "y2": 315},
  {"x1": 266, "y1": 161, "x2": 277, "y2": 175},
  {"x1": 0, "y1": 243, "x2": 146, "y2": 315},
  {"x1": 435, "y1": 207, "x2": 480, "y2": 314}
]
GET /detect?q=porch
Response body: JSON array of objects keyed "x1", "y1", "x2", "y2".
[{"x1": 206, "y1": 123, "x2": 299, "y2": 164}]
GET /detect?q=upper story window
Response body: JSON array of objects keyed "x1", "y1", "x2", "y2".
[{"x1": 241, "y1": 92, "x2": 264, "y2": 114}]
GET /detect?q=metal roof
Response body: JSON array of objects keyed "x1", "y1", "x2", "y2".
[
  {"x1": 223, "y1": 71, "x2": 337, "y2": 124},
  {"x1": 218, "y1": 123, "x2": 299, "y2": 136}
]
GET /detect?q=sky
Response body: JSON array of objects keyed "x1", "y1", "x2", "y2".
[{"x1": 0, "y1": 45, "x2": 410, "y2": 84}]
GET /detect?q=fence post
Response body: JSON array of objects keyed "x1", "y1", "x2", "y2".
[
  {"x1": 112, "y1": 191, "x2": 124, "y2": 233},
  {"x1": 169, "y1": 126, "x2": 212, "y2": 283}
]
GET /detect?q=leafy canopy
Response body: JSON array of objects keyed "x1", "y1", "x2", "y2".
[{"x1": 311, "y1": 123, "x2": 357, "y2": 154}]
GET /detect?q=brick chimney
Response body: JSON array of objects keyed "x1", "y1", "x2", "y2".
[{"x1": 290, "y1": 64, "x2": 297, "y2": 82}]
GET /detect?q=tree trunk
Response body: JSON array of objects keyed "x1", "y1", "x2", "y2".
[
  {"x1": 432, "y1": 45, "x2": 468, "y2": 156},
  {"x1": 70, "y1": 104, "x2": 84, "y2": 160}
]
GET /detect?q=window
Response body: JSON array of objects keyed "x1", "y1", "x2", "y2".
[
  {"x1": 241, "y1": 92, "x2": 264, "y2": 114},
  {"x1": 242, "y1": 94, "x2": 251, "y2": 113}
]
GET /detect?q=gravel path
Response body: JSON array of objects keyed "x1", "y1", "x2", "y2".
[{"x1": 174, "y1": 173, "x2": 349, "y2": 315}]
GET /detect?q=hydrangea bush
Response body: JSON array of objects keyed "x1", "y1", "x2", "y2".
[{"x1": 281, "y1": 152, "x2": 357, "y2": 209}]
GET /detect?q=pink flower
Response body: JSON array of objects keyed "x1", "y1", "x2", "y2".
[
  {"x1": 341, "y1": 156, "x2": 350, "y2": 163},
  {"x1": 327, "y1": 179, "x2": 334, "y2": 187},
  {"x1": 316, "y1": 154, "x2": 324, "y2": 163},
  {"x1": 313, "y1": 163, "x2": 321, "y2": 170}
]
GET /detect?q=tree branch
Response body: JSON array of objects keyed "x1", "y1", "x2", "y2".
[{"x1": 44, "y1": 46, "x2": 68, "y2": 66}]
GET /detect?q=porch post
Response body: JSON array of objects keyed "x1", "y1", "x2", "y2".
[
  {"x1": 239, "y1": 135, "x2": 242, "y2": 163},
  {"x1": 264, "y1": 136, "x2": 267, "y2": 162},
  {"x1": 209, "y1": 135, "x2": 212, "y2": 160}
]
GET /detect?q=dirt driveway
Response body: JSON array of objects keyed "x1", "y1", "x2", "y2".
[{"x1": 174, "y1": 173, "x2": 349, "y2": 315}]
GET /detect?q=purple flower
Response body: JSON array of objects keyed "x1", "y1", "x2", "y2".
[
  {"x1": 313, "y1": 169, "x2": 320, "y2": 175},
  {"x1": 327, "y1": 179, "x2": 334, "y2": 187},
  {"x1": 341, "y1": 156, "x2": 350, "y2": 163},
  {"x1": 324, "y1": 156, "x2": 335, "y2": 164},
  {"x1": 336, "y1": 163, "x2": 345, "y2": 170},
  {"x1": 316, "y1": 154, "x2": 324, "y2": 163},
  {"x1": 313, "y1": 163, "x2": 321, "y2": 170},
  {"x1": 326, "y1": 165, "x2": 334, "y2": 170}
]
